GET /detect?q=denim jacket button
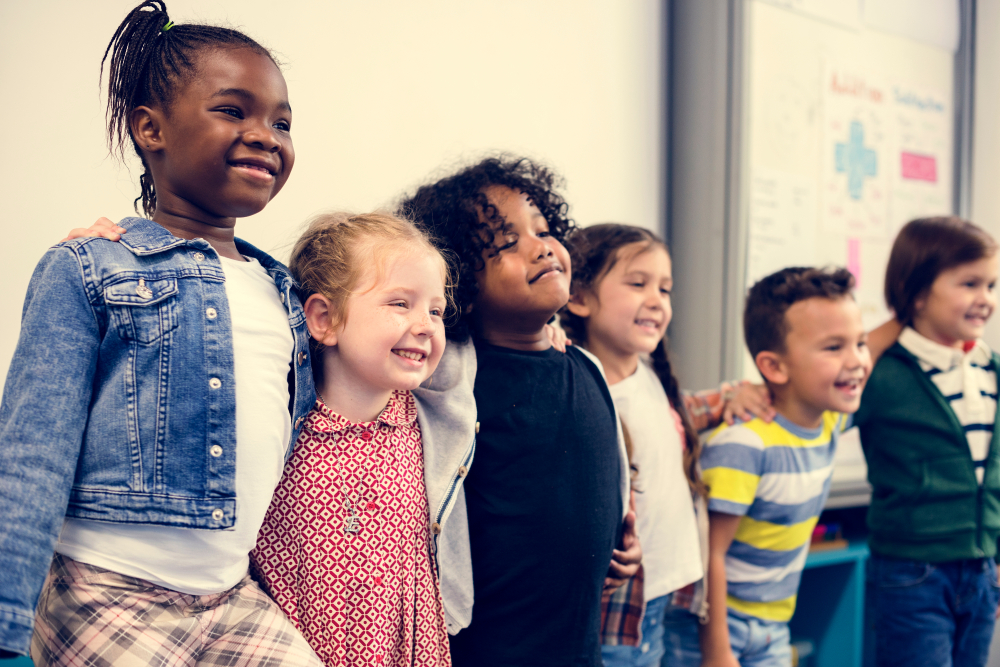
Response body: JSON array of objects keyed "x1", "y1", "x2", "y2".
[
  {"x1": 431, "y1": 522, "x2": 442, "y2": 535},
  {"x1": 475, "y1": 422, "x2": 480, "y2": 435},
  {"x1": 209, "y1": 378, "x2": 222, "y2": 389},
  {"x1": 212, "y1": 508, "x2": 224, "y2": 521},
  {"x1": 280, "y1": 292, "x2": 286, "y2": 304},
  {"x1": 193, "y1": 252, "x2": 206, "y2": 262},
  {"x1": 298, "y1": 351, "x2": 307, "y2": 366},
  {"x1": 206, "y1": 308, "x2": 217, "y2": 320},
  {"x1": 458, "y1": 465, "x2": 468, "y2": 477},
  {"x1": 210, "y1": 445, "x2": 223, "y2": 458},
  {"x1": 295, "y1": 416, "x2": 304, "y2": 429}
]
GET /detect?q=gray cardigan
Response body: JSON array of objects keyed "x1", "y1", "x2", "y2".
[{"x1": 414, "y1": 341, "x2": 631, "y2": 635}]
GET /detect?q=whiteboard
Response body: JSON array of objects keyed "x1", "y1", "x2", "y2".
[{"x1": 742, "y1": 0, "x2": 956, "y2": 377}]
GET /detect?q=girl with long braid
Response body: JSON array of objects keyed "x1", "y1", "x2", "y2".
[
  {"x1": 0, "y1": 2, "x2": 323, "y2": 664},
  {"x1": 561, "y1": 224, "x2": 768, "y2": 667}
]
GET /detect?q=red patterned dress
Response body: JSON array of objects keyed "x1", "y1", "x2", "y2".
[{"x1": 251, "y1": 390, "x2": 451, "y2": 667}]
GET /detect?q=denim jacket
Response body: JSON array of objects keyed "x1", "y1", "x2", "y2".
[{"x1": 0, "y1": 217, "x2": 315, "y2": 656}]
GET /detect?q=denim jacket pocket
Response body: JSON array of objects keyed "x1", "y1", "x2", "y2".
[{"x1": 105, "y1": 276, "x2": 179, "y2": 344}]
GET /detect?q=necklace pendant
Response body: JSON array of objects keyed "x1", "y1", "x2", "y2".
[{"x1": 344, "y1": 514, "x2": 360, "y2": 534}]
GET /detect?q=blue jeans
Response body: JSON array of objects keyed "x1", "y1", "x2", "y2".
[
  {"x1": 602, "y1": 595, "x2": 669, "y2": 667},
  {"x1": 660, "y1": 605, "x2": 701, "y2": 666},
  {"x1": 867, "y1": 554, "x2": 1000, "y2": 667},
  {"x1": 727, "y1": 612, "x2": 791, "y2": 667}
]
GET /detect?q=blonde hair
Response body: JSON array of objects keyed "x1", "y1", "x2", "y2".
[{"x1": 289, "y1": 210, "x2": 452, "y2": 344}]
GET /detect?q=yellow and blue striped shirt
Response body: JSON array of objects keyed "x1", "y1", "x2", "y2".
[{"x1": 701, "y1": 411, "x2": 849, "y2": 622}]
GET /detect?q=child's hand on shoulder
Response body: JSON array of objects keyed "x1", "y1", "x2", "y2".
[
  {"x1": 723, "y1": 381, "x2": 774, "y2": 425},
  {"x1": 62, "y1": 217, "x2": 125, "y2": 242},
  {"x1": 544, "y1": 323, "x2": 570, "y2": 353}
]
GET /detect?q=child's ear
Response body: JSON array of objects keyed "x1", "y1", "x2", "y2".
[
  {"x1": 755, "y1": 350, "x2": 789, "y2": 385},
  {"x1": 565, "y1": 291, "x2": 592, "y2": 318},
  {"x1": 130, "y1": 106, "x2": 165, "y2": 155},
  {"x1": 304, "y1": 294, "x2": 340, "y2": 347}
]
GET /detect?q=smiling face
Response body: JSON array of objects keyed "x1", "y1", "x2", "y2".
[
  {"x1": 912, "y1": 255, "x2": 999, "y2": 348},
  {"x1": 326, "y1": 248, "x2": 447, "y2": 397},
  {"x1": 138, "y1": 47, "x2": 294, "y2": 225},
  {"x1": 571, "y1": 242, "x2": 672, "y2": 378},
  {"x1": 473, "y1": 186, "x2": 572, "y2": 339},
  {"x1": 763, "y1": 296, "x2": 871, "y2": 427}
]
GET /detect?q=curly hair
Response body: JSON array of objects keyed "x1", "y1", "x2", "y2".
[
  {"x1": 560, "y1": 223, "x2": 706, "y2": 497},
  {"x1": 398, "y1": 155, "x2": 574, "y2": 341},
  {"x1": 102, "y1": 0, "x2": 275, "y2": 217},
  {"x1": 744, "y1": 266, "x2": 856, "y2": 359}
]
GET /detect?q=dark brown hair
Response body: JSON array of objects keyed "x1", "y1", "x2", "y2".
[
  {"x1": 744, "y1": 267, "x2": 856, "y2": 359},
  {"x1": 884, "y1": 216, "x2": 997, "y2": 324},
  {"x1": 560, "y1": 223, "x2": 705, "y2": 497}
]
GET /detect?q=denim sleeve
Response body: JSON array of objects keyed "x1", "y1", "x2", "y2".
[{"x1": 0, "y1": 245, "x2": 100, "y2": 655}]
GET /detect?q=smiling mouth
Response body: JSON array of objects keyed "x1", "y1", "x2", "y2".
[
  {"x1": 392, "y1": 349, "x2": 426, "y2": 362},
  {"x1": 834, "y1": 377, "x2": 863, "y2": 393},
  {"x1": 529, "y1": 265, "x2": 564, "y2": 284},
  {"x1": 635, "y1": 318, "x2": 662, "y2": 331},
  {"x1": 229, "y1": 160, "x2": 277, "y2": 177}
]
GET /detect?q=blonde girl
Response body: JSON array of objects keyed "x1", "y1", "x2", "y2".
[{"x1": 250, "y1": 212, "x2": 457, "y2": 666}]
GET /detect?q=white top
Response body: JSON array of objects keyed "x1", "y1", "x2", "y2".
[
  {"x1": 609, "y1": 359, "x2": 703, "y2": 601},
  {"x1": 57, "y1": 256, "x2": 294, "y2": 594},
  {"x1": 898, "y1": 327, "x2": 996, "y2": 484}
]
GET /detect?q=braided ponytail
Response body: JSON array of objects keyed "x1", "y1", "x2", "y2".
[{"x1": 101, "y1": 0, "x2": 274, "y2": 217}]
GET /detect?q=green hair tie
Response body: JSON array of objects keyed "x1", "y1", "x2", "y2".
[{"x1": 161, "y1": 20, "x2": 175, "y2": 32}]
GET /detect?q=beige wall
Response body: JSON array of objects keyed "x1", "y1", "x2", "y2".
[
  {"x1": 975, "y1": 0, "x2": 1000, "y2": 352},
  {"x1": 0, "y1": 0, "x2": 663, "y2": 384}
]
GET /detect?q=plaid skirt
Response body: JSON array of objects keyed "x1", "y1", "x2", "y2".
[{"x1": 31, "y1": 554, "x2": 323, "y2": 667}]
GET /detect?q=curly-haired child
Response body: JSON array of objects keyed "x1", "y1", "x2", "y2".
[{"x1": 400, "y1": 156, "x2": 639, "y2": 667}]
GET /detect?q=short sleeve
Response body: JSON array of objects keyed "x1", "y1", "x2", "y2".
[{"x1": 700, "y1": 424, "x2": 765, "y2": 516}]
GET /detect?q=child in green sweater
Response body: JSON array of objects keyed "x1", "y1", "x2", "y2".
[{"x1": 856, "y1": 216, "x2": 1000, "y2": 667}]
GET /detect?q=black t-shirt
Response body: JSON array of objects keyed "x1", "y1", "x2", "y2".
[{"x1": 449, "y1": 342, "x2": 623, "y2": 667}]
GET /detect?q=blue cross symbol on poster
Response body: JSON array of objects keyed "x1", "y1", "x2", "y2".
[{"x1": 835, "y1": 121, "x2": 877, "y2": 200}]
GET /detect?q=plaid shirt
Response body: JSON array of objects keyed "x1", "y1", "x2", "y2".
[{"x1": 599, "y1": 382, "x2": 741, "y2": 646}]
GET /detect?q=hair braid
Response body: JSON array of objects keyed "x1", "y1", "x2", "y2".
[{"x1": 101, "y1": 0, "x2": 274, "y2": 217}]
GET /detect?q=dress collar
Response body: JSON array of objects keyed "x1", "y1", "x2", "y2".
[
  {"x1": 306, "y1": 389, "x2": 417, "y2": 434},
  {"x1": 898, "y1": 326, "x2": 991, "y2": 372}
]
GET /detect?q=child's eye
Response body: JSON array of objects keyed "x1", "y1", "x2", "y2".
[
  {"x1": 825, "y1": 344, "x2": 843, "y2": 352},
  {"x1": 660, "y1": 287, "x2": 672, "y2": 296},
  {"x1": 390, "y1": 301, "x2": 408, "y2": 309},
  {"x1": 629, "y1": 282, "x2": 645, "y2": 288},
  {"x1": 537, "y1": 231, "x2": 551, "y2": 238},
  {"x1": 273, "y1": 120, "x2": 290, "y2": 132},
  {"x1": 430, "y1": 308, "x2": 443, "y2": 317},
  {"x1": 218, "y1": 107, "x2": 244, "y2": 119}
]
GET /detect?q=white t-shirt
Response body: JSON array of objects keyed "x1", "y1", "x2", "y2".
[
  {"x1": 609, "y1": 360, "x2": 703, "y2": 601},
  {"x1": 57, "y1": 256, "x2": 294, "y2": 595}
]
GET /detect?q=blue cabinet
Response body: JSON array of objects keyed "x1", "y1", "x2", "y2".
[{"x1": 789, "y1": 542, "x2": 869, "y2": 667}]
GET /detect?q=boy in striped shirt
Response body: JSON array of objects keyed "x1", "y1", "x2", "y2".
[{"x1": 700, "y1": 267, "x2": 872, "y2": 667}]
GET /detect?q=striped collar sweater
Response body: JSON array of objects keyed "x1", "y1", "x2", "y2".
[{"x1": 897, "y1": 327, "x2": 996, "y2": 484}]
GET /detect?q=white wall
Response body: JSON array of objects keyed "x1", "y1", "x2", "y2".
[
  {"x1": 0, "y1": 0, "x2": 663, "y2": 384},
  {"x1": 974, "y1": 0, "x2": 1000, "y2": 354}
]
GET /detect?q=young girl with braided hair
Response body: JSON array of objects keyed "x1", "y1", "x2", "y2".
[
  {"x1": 561, "y1": 224, "x2": 769, "y2": 667},
  {"x1": 0, "y1": 2, "x2": 323, "y2": 664}
]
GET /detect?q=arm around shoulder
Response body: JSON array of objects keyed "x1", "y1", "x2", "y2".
[{"x1": 0, "y1": 246, "x2": 102, "y2": 655}]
